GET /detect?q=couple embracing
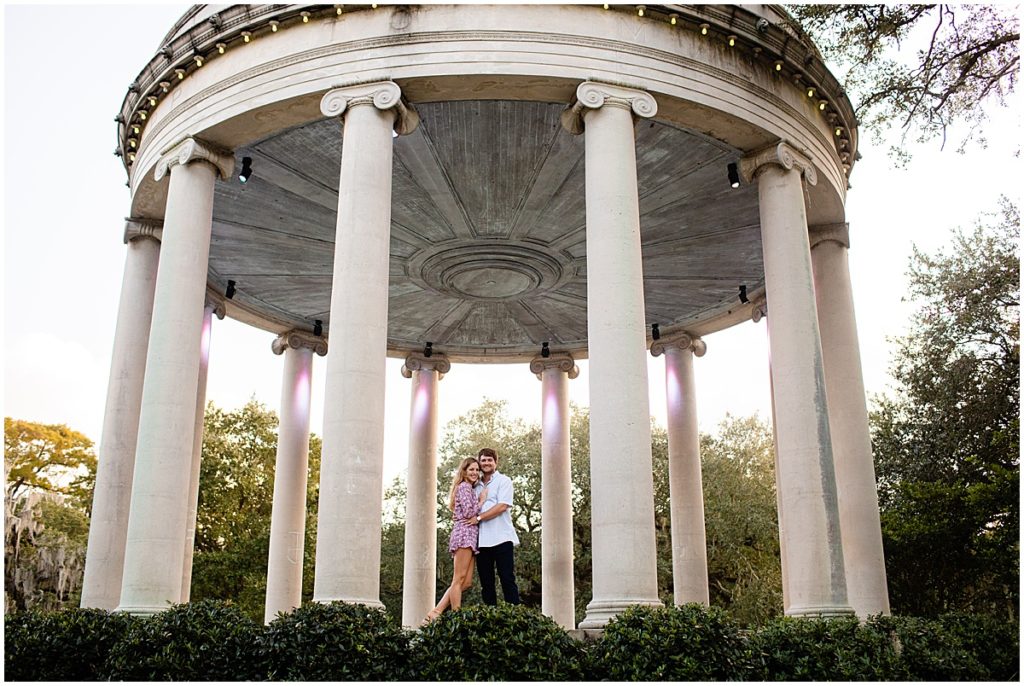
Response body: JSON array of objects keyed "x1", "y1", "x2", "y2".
[{"x1": 425, "y1": 448, "x2": 520, "y2": 622}]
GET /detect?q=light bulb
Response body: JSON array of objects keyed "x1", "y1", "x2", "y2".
[
  {"x1": 132, "y1": 125, "x2": 140, "y2": 134},
  {"x1": 217, "y1": 42, "x2": 226, "y2": 54},
  {"x1": 148, "y1": 95, "x2": 157, "y2": 106},
  {"x1": 194, "y1": 55, "x2": 203, "y2": 67},
  {"x1": 774, "y1": 60, "x2": 783, "y2": 71},
  {"x1": 818, "y1": 99, "x2": 828, "y2": 111},
  {"x1": 835, "y1": 126, "x2": 843, "y2": 136},
  {"x1": 669, "y1": 14, "x2": 677, "y2": 25},
  {"x1": 129, "y1": 138, "x2": 137, "y2": 148},
  {"x1": 175, "y1": 68, "x2": 185, "y2": 80},
  {"x1": 242, "y1": 31, "x2": 252, "y2": 42},
  {"x1": 728, "y1": 34, "x2": 736, "y2": 46},
  {"x1": 270, "y1": 20, "x2": 279, "y2": 31},
  {"x1": 138, "y1": 110, "x2": 147, "y2": 120},
  {"x1": 301, "y1": 11, "x2": 310, "y2": 22},
  {"x1": 128, "y1": 152, "x2": 136, "y2": 162},
  {"x1": 336, "y1": 5, "x2": 343, "y2": 15},
  {"x1": 160, "y1": 81, "x2": 170, "y2": 93},
  {"x1": 637, "y1": 6, "x2": 645, "y2": 17},
  {"x1": 806, "y1": 87, "x2": 815, "y2": 98},
  {"x1": 700, "y1": 23, "x2": 709, "y2": 35}
]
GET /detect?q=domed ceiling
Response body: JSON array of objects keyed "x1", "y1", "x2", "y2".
[{"x1": 209, "y1": 99, "x2": 763, "y2": 359}]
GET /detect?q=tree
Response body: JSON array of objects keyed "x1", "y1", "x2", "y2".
[
  {"x1": 787, "y1": 5, "x2": 1019, "y2": 157},
  {"x1": 188, "y1": 400, "x2": 322, "y2": 622},
  {"x1": 4, "y1": 418, "x2": 96, "y2": 612},
  {"x1": 870, "y1": 198, "x2": 1019, "y2": 617}
]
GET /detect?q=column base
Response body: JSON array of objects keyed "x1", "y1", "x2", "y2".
[
  {"x1": 114, "y1": 604, "x2": 173, "y2": 617},
  {"x1": 312, "y1": 595, "x2": 386, "y2": 611},
  {"x1": 785, "y1": 603, "x2": 855, "y2": 618},
  {"x1": 578, "y1": 597, "x2": 663, "y2": 630}
]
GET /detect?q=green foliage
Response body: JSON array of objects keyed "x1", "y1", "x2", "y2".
[
  {"x1": 871, "y1": 200, "x2": 1019, "y2": 618},
  {"x1": 102, "y1": 600, "x2": 265, "y2": 681},
  {"x1": 411, "y1": 604, "x2": 585, "y2": 680},
  {"x1": 746, "y1": 615, "x2": 905, "y2": 681},
  {"x1": 3, "y1": 607, "x2": 137, "y2": 681},
  {"x1": 787, "y1": 5, "x2": 1019, "y2": 156},
  {"x1": 4, "y1": 417, "x2": 96, "y2": 508},
  {"x1": 866, "y1": 615, "x2": 985, "y2": 681},
  {"x1": 588, "y1": 603, "x2": 748, "y2": 681},
  {"x1": 937, "y1": 612, "x2": 1020, "y2": 680},
  {"x1": 260, "y1": 602, "x2": 409, "y2": 681}
]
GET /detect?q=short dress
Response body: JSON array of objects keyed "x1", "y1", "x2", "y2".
[{"x1": 448, "y1": 481, "x2": 482, "y2": 556}]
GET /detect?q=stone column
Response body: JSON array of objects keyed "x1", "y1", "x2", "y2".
[
  {"x1": 179, "y1": 297, "x2": 224, "y2": 603},
  {"x1": 400, "y1": 352, "x2": 450, "y2": 628},
  {"x1": 740, "y1": 142, "x2": 852, "y2": 617},
  {"x1": 80, "y1": 219, "x2": 162, "y2": 609},
  {"x1": 562, "y1": 81, "x2": 663, "y2": 629},
  {"x1": 313, "y1": 82, "x2": 418, "y2": 606},
  {"x1": 530, "y1": 352, "x2": 579, "y2": 630},
  {"x1": 810, "y1": 223, "x2": 890, "y2": 617},
  {"x1": 117, "y1": 138, "x2": 234, "y2": 615},
  {"x1": 265, "y1": 331, "x2": 328, "y2": 623},
  {"x1": 650, "y1": 332, "x2": 710, "y2": 606}
]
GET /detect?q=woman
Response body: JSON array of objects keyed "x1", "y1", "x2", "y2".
[{"x1": 423, "y1": 457, "x2": 487, "y2": 623}]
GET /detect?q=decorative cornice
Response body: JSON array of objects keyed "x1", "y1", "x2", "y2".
[
  {"x1": 809, "y1": 222, "x2": 851, "y2": 250},
  {"x1": 739, "y1": 140, "x2": 818, "y2": 186},
  {"x1": 650, "y1": 332, "x2": 706, "y2": 358},
  {"x1": 561, "y1": 81, "x2": 658, "y2": 135},
  {"x1": 123, "y1": 217, "x2": 163, "y2": 244},
  {"x1": 401, "y1": 352, "x2": 451, "y2": 378},
  {"x1": 320, "y1": 80, "x2": 420, "y2": 135},
  {"x1": 529, "y1": 352, "x2": 580, "y2": 380},
  {"x1": 271, "y1": 330, "x2": 328, "y2": 356},
  {"x1": 204, "y1": 295, "x2": 226, "y2": 320},
  {"x1": 154, "y1": 136, "x2": 235, "y2": 182}
]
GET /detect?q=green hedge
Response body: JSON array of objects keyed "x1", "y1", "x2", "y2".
[{"x1": 4, "y1": 602, "x2": 1018, "y2": 681}]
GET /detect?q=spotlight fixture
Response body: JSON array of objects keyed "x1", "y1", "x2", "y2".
[
  {"x1": 727, "y1": 34, "x2": 736, "y2": 47},
  {"x1": 738, "y1": 284, "x2": 749, "y2": 304},
  {"x1": 128, "y1": 138, "x2": 137, "y2": 149},
  {"x1": 835, "y1": 126, "x2": 843, "y2": 137},
  {"x1": 651, "y1": 323, "x2": 660, "y2": 340},
  {"x1": 806, "y1": 86, "x2": 816, "y2": 98},
  {"x1": 239, "y1": 156, "x2": 253, "y2": 183},
  {"x1": 301, "y1": 11, "x2": 311, "y2": 22},
  {"x1": 148, "y1": 95, "x2": 157, "y2": 107},
  {"x1": 774, "y1": 60, "x2": 783, "y2": 71},
  {"x1": 270, "y1": 20, "x2": 280, "y2": 31},
  {"x1": 242, "y1": 31, "x2": 252, "y2": 42},
  {"x1": 194, "y1": 54, "x2": 204, "y2": 67},
  {"x1": 727, "y1": 162, "x2": 740, "y2": 188},
  {"x1": 818, "y1": 99, "x2": 828, "y2": 111},
  {"x1": 216, "y1": 42, "x2": 226, "y2": 54},
  {"x1": 132, "y1": 125, "x2": 140, "y2": 135},
  {"x1": 636, "y1": 5, "x2": 645, "y2": 17},
  {"x1": 541, "y1": 342, "x2": 551, "y2": 358},
  {"x1": 159, "y1": 81, "x2": 170, "y2": 92},
  {"x1": 128, "y1": 152, "x2": 136, "y2": 162},
  {"x1": 226, "y1": 280, "x2": 236, "y2": 299},
  {"x1": 669, "y1": 13, "x2": 678, "y2": 25},
  {"x1": 313, "y1": 319, "x2": 323, "y2": 337},
  {"x1": 336, "y1": 5, "x2": 343, "y2": 15},
  {"x1": 175, "y1": 68, "x2": 186, "y2": 80},
  {"x1": 138, "y1": 110, "x2": 148, "y2": 120},
  {"x1": 602, "y1": 3, "x2": 609, "y2": 8},
  {"x1": 699, "y1": 23, "x2": 709, "y2": 35},
  {"x1": 424, "y1": 341, "x2": 433, "y2": 358}
]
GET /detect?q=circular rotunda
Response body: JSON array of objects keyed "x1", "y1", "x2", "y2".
[{"x1": 82, "y1": 3, "x2": 889, "y2": 630}]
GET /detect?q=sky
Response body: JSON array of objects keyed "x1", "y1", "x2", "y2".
[{"x1": 2, "y1": 4, "x2": 1020, "y2": 490}]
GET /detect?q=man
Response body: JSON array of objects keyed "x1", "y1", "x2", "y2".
[{"x1": 470, "y1": 447, "x2": 520, "y2": 605}]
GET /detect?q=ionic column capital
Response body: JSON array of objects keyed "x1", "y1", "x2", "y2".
[
  {"x1": 154, "y1": 137, "x2": 235, "y2": 182},
  {"x1": 739, "y1": 141, "x2": 818, "y2": 187},
  {"x1": 651, "y1": 332, "x2": 706, "y2": 358},
  {"x1": 123, "y1": 217, "x2": 163, "y2": 244},
  {"x1": 530, "y1": 352, "x2": 580, "y2": 380},
  {"x1": 272, "y1": 330, "x2": 328, "y2": 357},
  {"x1": 809, "y1": 223, "x2": 851, "y2": 250},
  {"x1": 401, "y1": 352, "x2": 450, "y2": 378},
  {"x1": 203, "y1": 295, "x2": 226, "y2": 320},
  {"x1": 561, "y1": 81, "x2": 658, "y2": 135},
  {"x1": 320, "y1": 80, "x2": 420, "y2": 135}
]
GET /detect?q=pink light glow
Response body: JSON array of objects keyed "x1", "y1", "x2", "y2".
[
  {"x1": 411, "y1": 374, "x2": 432, "y2": 429},
  {"x1": 199, "y1": 314, "x2": 212, "y2": 365},
  {"x1": 293, "y1": 364, "x2": 311, "y2": 418},
  {"x1": 665, "y1": 360, "x2": 682, "y2": 411},
  {"x1": 542, "y1": 380, "x2": 562, "y2": 436}
]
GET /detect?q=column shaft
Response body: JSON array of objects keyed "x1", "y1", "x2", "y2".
[
  {"x1": 572, "y1": 85, "x2": 662, "y2": 629},
  {"x1": 314, "y1": 93, "x2": 399, "y2": 606},
  {"x1": 81, "y1": 234, "x2": 160, "y2": 609},
  {"x1": 118, "y1": 151, "x2": 223, "y2": 614},
  {"x1": 265, "y1": 344, "x2": 316, "y2": 623},
  {"x1": 180, "y1": 304, "x2": 215, "y2": 603},
  {"x1": 811, "y1": 231, "x2": 890, "y2": 617},
  {"x1": 401, "y1": 365, "x2": 440, "y2": 628},
  {"x1": 662, "y1": 345, "x2": 710, "y2": 606},
  {"x1": 540, "y1": 366, "x2": 576, "y2": 629},
  {"x1": 751, "y1": 150, "x2": 851, "y2": 616}
]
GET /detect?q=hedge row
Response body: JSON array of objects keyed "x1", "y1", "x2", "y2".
[{"x1": 4, "y1": 601, "x2": 1018, "y2": 681}]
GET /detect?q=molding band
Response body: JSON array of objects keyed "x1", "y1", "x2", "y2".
[{"x1": 123, "y1": 217, "x2": 163, "y2": 244}]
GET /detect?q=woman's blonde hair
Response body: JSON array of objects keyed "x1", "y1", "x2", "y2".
[{"x1": 448, "y1": 457, "x2": 479, "y2": 511}]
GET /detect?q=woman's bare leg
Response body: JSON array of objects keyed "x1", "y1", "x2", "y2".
[{"x1": 449, "y1": 548, "x2": 474, "y2": 611}]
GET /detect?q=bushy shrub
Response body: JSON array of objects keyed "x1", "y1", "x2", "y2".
[
  {"x1": 410, "y1": 604, "x2": 586, "y2": 680},
  {"x1": 938, "y1": 612, "x2": 1020, "y2": 680},
  {"x1": 102, "y1": 599, "x2": 265, "y2": 680},
  {"x1": 867, "y1": 614, "x2": 990, "y2": 681},
  {"x1": 3, "y1": 607, "x2": 138, "y2": 681},
  {"x1": 746, "y1": 615, "x2": 905, "y2": 681},
  {"x1": 259, "y1": 601, "x2": 409, "y2": 680},
  {"x1": 588, "y1": 603, "x2": 748, "y2": 680}
]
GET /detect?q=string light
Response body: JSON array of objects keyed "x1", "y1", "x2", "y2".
[
  {"x1": 270, "y1": 20, "x2": 280, "y2": 31},
  {"x1": 128, "y1": 138, "x2": 137, "y2": 149},
  {"x1": 148, "y1": 95, "x2": 157, "y2": 106},
  {"x1": 727, "y1": 34, "x2": 736, "y2": 47},
  {"x1": 175, "y1": 68, "x2": 186, "y2": 80},
  {"x1": 336, "y1": 5, "x2": 343, "y2": 15},
  {"x1": 242, "y1": 31, "x2": 252, "y2": 42},
  {"x1": 774, "y1": 60, "x2": 783, "y2": 71},
  {"x1": 138, "y1": 110, "x2": 148, "y2": 120},
  {"x1": 699, "y1": 23, "x2": 709, "y2": 35},
  {"x1": 132, "y1": 125, "x2": 140, "y2": 135},
  {"x1": 669, "y1": 13, "x2": 678, "y2": 25},
  {"x1": 216, "y1": 42, "x2": 226, "y2": 54},
  {"x1": 806, "y1": 86, "x2": 816, "y2": 98},
  {"x1": 636, "y1": 5, "x2": 645, "y2": 17},
  {"x1": 835, "y1": 126, "x2": 843, "y2": 136},
  {"x1": 128, "y1": 152, "x2": 136, "y2": 162},
  {"x1": 194, "y1": 54, "x2": 204, "y2": 67},
  {"x1": 301, "y1": 11, "x2": 310, "y2": 22},
  {"x1": 818, "y1": 99, "x2": 828, "y2": 111}
]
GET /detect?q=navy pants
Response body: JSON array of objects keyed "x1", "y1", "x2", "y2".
[{"x1": 476, "y1": 541, "x2": 520, "y2": 605}]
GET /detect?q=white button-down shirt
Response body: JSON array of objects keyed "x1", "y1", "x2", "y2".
[{"x1": 475, "y1": 470, "x2": 520, "y2": 548}]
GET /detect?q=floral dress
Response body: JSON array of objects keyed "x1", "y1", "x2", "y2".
[{"x1": 448, "y1": 481, "x2": 481, "y2": 556}]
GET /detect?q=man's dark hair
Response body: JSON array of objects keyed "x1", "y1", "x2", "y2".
[{"x1": 478, "y1": 447, "x2": 498, "y2": 461}]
